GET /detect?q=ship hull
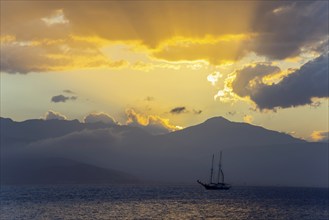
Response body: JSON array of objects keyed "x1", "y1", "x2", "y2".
[{"x1": 197, "y1": 180, "x2": 231, "y2": 190}]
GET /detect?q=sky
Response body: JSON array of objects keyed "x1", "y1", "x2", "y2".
[{"x1": 1, "y1": 0, "x2": 328, "y2": 142}]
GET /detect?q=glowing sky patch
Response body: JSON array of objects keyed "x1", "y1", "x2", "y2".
[{"x1": 0, "y1": 1, "x2": 328, "y2": 141}]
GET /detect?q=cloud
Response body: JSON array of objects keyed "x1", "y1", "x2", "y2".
[
  {"x1": 51, "y1": 95, "x2": 77, "y2": 103},
  {"x1": 1, "y1": 42, "x2": 54, "y2": 74},
  {"x1": 250, "y1": 53, "x2": 328, "y2": 109},
  {"x1": 152, "y1": 35, "x2": 250, "y2": 65},
  {"x1": 41, "y1": 9, "x2": 69, "y2": 26},
  {"x1": 63, "y1": 89, "x2": 75, "y2": 94},
  {"x1": 1, "y1": 1, "x2": 327, "y2": 73},
  {"x1": 226, "y1": 53, "x2": 328, "y2": 110},
  {"x1": 169, "y1": 107, "x2": 202, "y2": 115},
  {"x1": 151, "y1": 1, "x2": 328, "y2": 63},
  {"x1": 84, "y1": 112, "x2": 117, "y2": 125},
  {"x1": 0, "y1": 35, "x2": 128, "y2": 74},
  {"x1": 310, "y1": 130, "x2": 329, "y2": 142},
  {"x1": 249, "y1": 1, "x2": 329, "y2": 60},
  {"x1": 43, "y1": 110, "x2": 67, "y2": 120},
  {"x1": 170, "y1": 107, "x2": 187, "y2": 114},
  {"x1": 125, "y1": 108, "x2": 181, "y2": 135},
  {"x1": 207, "y1": 71, "x2": 223, "y2": 86},
  {"x1": 1, "y1": 1, "x2": 255, "y2": 45},
  {"x1": 231, "y1": 63, "x2": 281, "y2": 98}
]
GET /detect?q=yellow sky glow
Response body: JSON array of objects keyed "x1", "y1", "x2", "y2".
[{"x1": 0, "y1": 1, "x2": 328, "y2": 141}]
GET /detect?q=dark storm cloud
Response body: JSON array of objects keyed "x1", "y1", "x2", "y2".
[
  {"x1": 250, "y1": 53, "x2": 328, "y2": 110},
  {"x1": 250, "y1": 1, "x2": 329, "y2": 60},
  {"x1": 51, "y1": 95, "x2": 77, "y2": 103},
  {"x1": 170, "y1": 107, "x2": 187, "y2": 114},
  {"x1": 231, "y1": 53, "x2": 328, "y2": 110},
  {"x1": 231, "y1": 64, "x2": 281, "y2": 97}
]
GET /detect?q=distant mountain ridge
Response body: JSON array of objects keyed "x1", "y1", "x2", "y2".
[
  {"x1": 1, "y1": 157, "x2": 139, "y2": 185},
  {"x1": 0, "y1": 116, "x2": 305, "y2": 144},
  {"x1": 1, "y1": 116, "x2": 327, "y2": 187},
  {"x1": 154, "y1": 116, "x2": 305, "y2": 156},
  {"x1": 169, "y1": 116, "x2": 304, "y2": 146},
  {"x1": 0, "y1": 117, "x2": 150, "y2": 147},
  {"x1": 1, "y1": 117, "x2": 112, "y2": 141}
]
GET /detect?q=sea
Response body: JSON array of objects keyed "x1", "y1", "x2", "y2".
[{"x1": 1, "y1": 185, "x2": 328, "y2": 220}]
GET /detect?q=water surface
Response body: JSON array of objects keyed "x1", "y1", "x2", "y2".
[{"x1": 1, "y1": 185, "x2": 328, "y2": 219}]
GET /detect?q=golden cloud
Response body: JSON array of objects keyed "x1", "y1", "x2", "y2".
[
  {"x1": 0, "y1": 1, "x2": 257, "y2": 73},
  {"x1": 0, "y1": 36, "x2": 128, "y2": 73},
  {"x1": 1, "y1": 1, "x2": 327, "y2": 74},
  {"x1": 125, "y1": 108, "x2": 181, "y2": 132},
  {"x1": 310, "y1": 130, "x2": 329, "y2": 142},
  {"x1": 152, "y1": 34, "x2": 252, "y2": 64}
]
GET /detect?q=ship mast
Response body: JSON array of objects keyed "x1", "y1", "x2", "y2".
[
  {"x1": 217, "y1": 151, "x2": 222, "y2": 183},
  {"x1": 209, "y1": 154, "x2": 214, "y2": 183}
]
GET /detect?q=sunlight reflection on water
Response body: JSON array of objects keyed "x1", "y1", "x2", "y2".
[{"x1": 1, "y1": 185, "x2": 328, "y2": 219}]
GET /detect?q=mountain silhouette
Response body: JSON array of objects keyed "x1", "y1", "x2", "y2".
[
  {"x1": 154, "y1": 116, "x2": 304, "y2": 157},
  {"x1": 167, "y1": 116, "x2": 303, "y2": 146},
  {"x1": 0, "y1": 117, "x2": 149, "y2": 147},
  {"x1": 0, "y1": 117, "x2": 327, "y2": 187},
  {"x1": 1, "y1": 157, "x2": 139, "y2": 185}
]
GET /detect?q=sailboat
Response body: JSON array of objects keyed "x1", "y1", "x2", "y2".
[{"x1": 197, "y1": 151, "x2": 231, "y2": 190}]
